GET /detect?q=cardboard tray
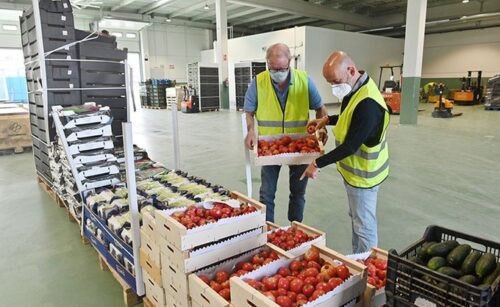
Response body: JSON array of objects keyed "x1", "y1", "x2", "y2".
[{"x1": 253, "y1": 132, "x2": 324, "y2": 166}]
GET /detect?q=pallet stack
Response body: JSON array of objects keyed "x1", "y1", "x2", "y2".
[
  {"x1": 234, "y1": 62, "x2": 266, "y2": 111},
  {"x1": 139, "y1": 192, "x2": 267, "y2": 307},
  {"x1": 75, "y1": 29, "x2": 128, "y2": 137},
  {"x1": 141, "y1": 79, "x2": 174, "y2": 109},
  {"x1": 187, "y1": 63, "x2": 220, "y2": 112},
  {"x1": 20, "y1": 0, "x2": 78, "y2": 182}
]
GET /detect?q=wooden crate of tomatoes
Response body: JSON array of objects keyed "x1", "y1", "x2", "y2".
[
  {"x1": 230, "y1": 244, "x2": 368, "y2": 307},
  {"x1": 189, "y1": 244, "x2": 293, "y2": 307},
  {"x1": 266, "y1": 221, "x2": 326, "y2": 257},
  {"x1": 348, "y1": 247, "x2": 388, "y2": 307},
  {"x1": 254, "y1": 133, "x2": 324, "y2": 166},
  {"x1": 155, "y1": 191, "x2": 266, "y2": 251}
]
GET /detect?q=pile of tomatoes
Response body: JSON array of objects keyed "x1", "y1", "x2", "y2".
[
  {"x1": 197, "y1": 249, "x2": 280, "y2": 301},
  {"x1": 359, "y1": 256, "x2": 387, "y2": 290},
  {"x1": 257, "y1": 135, "x2": 320, "y2": 156},
  {"x1": 267, "y1": 227, "x2": 319, "y2": 251},
  {"x1": 170, "y1": 203, "x2": 257, "y2": 229},
  {"x1": 243, "y1": 247, "x2": 351, "y2": 306}
]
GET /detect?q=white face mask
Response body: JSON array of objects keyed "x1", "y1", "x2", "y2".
[
  {"x1": 269, "y1": 70, "x2": 289, "y2": 83},
  {"x1": 331, "y1": 83, "x2": 352, "y2": 100}
]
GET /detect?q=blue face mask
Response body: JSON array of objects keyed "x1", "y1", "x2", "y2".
[{"x1": 269, "y1": 70, "x2": 289, "y2": 83}]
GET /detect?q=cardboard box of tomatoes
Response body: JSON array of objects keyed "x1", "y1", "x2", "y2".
[
  {"x1": 347, "y1": 247, "x2": 388, "y2": 307},
  {"x1": 230, "y1": 244, "x2": 368, "y2": 307},
  {"x1": 266, "y1": 221, "x2": 326, "y2": 257},
  {"x1": 254, "y1": 133, "x2": 324, "y2": 166},
  {"x1": 189, "y1": 243, "x2": 293, "y2": 307}
]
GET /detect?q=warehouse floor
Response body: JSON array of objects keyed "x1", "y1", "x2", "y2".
[{"x1": 1, "y1": 103, "x2": 499, "y2": 306}]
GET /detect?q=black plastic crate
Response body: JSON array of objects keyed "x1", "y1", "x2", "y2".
[
  {"x1": 82, "y1": 97, "x2": 127, "y2": 108},
  {"x1": 80, "y1": 72, "x2": 125, "y2": 87},
  {"x1": 77, "y1": 44, "x2": 127, "y2": 62},
  {"x1": 75, "y1": 30, "x2": 115, "y2": 44},
  {"x1": 79, "y1": 61, "x2": 124, "y2": 74},
  {"x1": 386, "y1": 225, "x2": 499, "y2": 307},
  {"x1": 39, "y1": 0, "x2": 73, "y2": 13}
]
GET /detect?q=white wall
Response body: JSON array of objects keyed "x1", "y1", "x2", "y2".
[
  {"x1": 422, "y1": 27, "x2": 500, "y2": 78},
  {"x1": 304, "y1": 27, "x2": 404, "y2": 104},
  {"x1": 144, "y1": 23, "x2": 211, "y2": 82},
  {"x1": 0, "y1": 27, "x2": 21, "y2": 48}
]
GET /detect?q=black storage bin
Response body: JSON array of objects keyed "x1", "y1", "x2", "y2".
[{"x1": 386, "y1": 225, "x2": 499, "y2": 307}]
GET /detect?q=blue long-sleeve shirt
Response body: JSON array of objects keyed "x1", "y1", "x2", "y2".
[{"x1": 243, "y1": 68, "x2": 324, "y2": 112}]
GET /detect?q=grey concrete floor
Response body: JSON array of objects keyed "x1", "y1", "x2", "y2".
[{"x1": 1, "y1": 103, "x2": 499, "y2": 306}]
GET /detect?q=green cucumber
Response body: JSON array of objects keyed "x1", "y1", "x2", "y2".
[
  {"x1": 461, "y1": 250, "x2": 482, "y2": 275},
  {"x1": 437, "y1": 266, "x2": 461, "y2": 278},
  {"x1": 427, "y1": 240, "x2": 459, "y2": 257},
  {"x1": 446, "y1": 244, "x2": 471, "y2": 268},
  {"x1": 475, "y1": 253, "x2": 496, "y2": 279},
  {"x1": 427, "y1": 256, "x2": 446, "y2": 271}
]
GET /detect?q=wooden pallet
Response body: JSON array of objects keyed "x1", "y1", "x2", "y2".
[
  {"x1": 142, "y1": 297, "x2": 155, "y2": 307},
  {"x1": 37, "y1": 175, "x2": 81, "y2": 225},
  {"x1": 142, "y1": 105, "x2": 166, "y2": 110},
  {"x1": 98, "y1": 254, "x2": 142, "y2": 306},
  {"x1": 0, "y1": 145, "x2": 32, "y2": 154}
]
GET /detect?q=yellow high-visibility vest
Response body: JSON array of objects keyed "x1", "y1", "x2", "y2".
[
  {"x1": 255, "y1": 70, "x2": 309, "y2": 135},
  {"x1": 333, "y1": 78, "x2": 390, "y2": 188}
]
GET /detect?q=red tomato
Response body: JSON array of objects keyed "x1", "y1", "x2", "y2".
[
  {"x1": 304, "y1": 267, "x2": 319, "y2": 278},
  {"x1": 377, "y1": 269, "x2": 387, "y2": 280},
  {"x1": 328, "y1": 277, "x2": 343, "y2": 290},
  {"x1": 309, "y1": 289, "x2": 326, "y2": 302},
  {"x1": 277, "y1": 277, "x2": 290, "y2": 291},
  {"x1": 367, "y1": 263, "x2": 377, "y2": 278},
  {"x1": 215, "y1": 271, "x2": 229, "y2": 284},
  {"x1": 315, "y1": 282, "x2": 332, "y2": 292},
  {"x1": 242, "y1": 262, "x2": 254, "y2": 272},
  {"x1": 336, "y1": 265, "x2": 350, "y2": 281},
  {"x1": 210, "y1": 281, "x2": 222, "y2": 292},
  {"x1": 289, "y1": 278, "x2": 304, "y2": 293},
  {"x1": 262, "y1": 276, "x2": 279, "y2": 291},
  {"x1": 275, "y1": 296, "x2": 292, "y2": 307},
  {"x1": 374, "y1": 258, "x2": 388, "y2": 270},
  {"x1": 262, "y1": 291, "x2": 276, "y2": 302},
  {"x1": 286, "y1": 291, "x2": 297, "y2": 302},
  {"x1": 218, "y1": 288, "x2": 230, "y2": 300},
  {"x1": 252, "y1": 254, "x2": 264, "y2": 265},
  {"x1": 320, "y1": 264, "x2": 337, "y2": 278},
  {"x1": 198, "y1": 275, "x2": 209, "y2": 284},
  {"x1": 304, "y1": 276, "x2": 319, "y2": 287},
  {"x1": 303, "y1": 247, "x2": 320, "y2": 262},
  {"x1": 302, "y1": 284, "x2": 315, "y2": 298},
  {"x1": 290, "y1": 260, "x2": 304, "y2": 272},
  {"x1": 307, "y1": 260, "x2": 321, "y2": 270}
]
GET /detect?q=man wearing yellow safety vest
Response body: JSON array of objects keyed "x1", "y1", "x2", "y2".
[
  {"x1": 303, "y1": 51, "x2": 390, "y2": 253},
  {"x1": 244, "y1": 43, "x2": 328, "y2": 223}
]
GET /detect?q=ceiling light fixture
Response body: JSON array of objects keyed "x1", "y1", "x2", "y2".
[
  {"x1": 462, "y1": 0, "x2": 469, "y2": 3},
  {"x1": 204, "y1": 4, "x2": 209, "y2": 10},
  {"x1": 166, "y1": 17, "x2": 171, "y2": 22}
]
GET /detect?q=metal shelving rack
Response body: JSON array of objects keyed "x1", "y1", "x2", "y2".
[{"x1": 187, "y1": 62, "x2": 220, "y2": 112}]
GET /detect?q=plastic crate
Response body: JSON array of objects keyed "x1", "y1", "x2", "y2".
[{"x1": 385, "y1": 225, "x2": 500, "y2": 307}]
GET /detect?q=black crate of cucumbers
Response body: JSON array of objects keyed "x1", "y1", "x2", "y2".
[{"x1": 386, "y1": 225, "x2": 499, "y2": 307}]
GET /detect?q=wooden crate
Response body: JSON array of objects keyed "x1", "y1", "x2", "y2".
[
  {"x1": 143, "y1": 210, "x2": 157, "y2": 239},
  {"x1": 266, "y1": 221, "x2": 326, "y2": 257},
  {"x1": 140, "y1": 247, "x2": 162, "y2": 285},
  {"x1": 361, "y1": 247, "x2": 388, "y2": 307},
  {"x1": 143, "y1": 269, "x2": 166, "y2": 307},
  {"x1": 155, "y1": 191, "x2": 266, "y2": 251},
  {"x1": 164, "y1": 279, "x2": 191, "y2": 307},
  {"x1": 159, "y1": 227, "x2": 267, "y2": 274},
  {"x1": 141, "y1": 228, "x2": 161, "y2": 268},
  {"x1": 161, "y1": 252, "x2": 190, "y2": 299},
  {"x1": 254, "y1": 132, "x2": 325, "y2": 166},
  {"x1": 0, "y1": 106, "x2": 32, "y2": 153},
  {"x1": 230, "y1": 243, "x2": 367, "y2": 307},
  {"x1": 189, "y1": 243, "x2": 293, "y2": 307}
]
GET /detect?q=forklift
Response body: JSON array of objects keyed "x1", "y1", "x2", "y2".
[
  {"x1": 453, "y1": 71, "x2": 483, "y2": 105},
  {"x1": 181, "y1": 85, "x2": 199, "y2": 113},
  {"x1": 378, "y1": 65, "x2": 403, "y2": 114},
  {"x1": 432, "y1": 84, "x2": 462, "y2": 118}
]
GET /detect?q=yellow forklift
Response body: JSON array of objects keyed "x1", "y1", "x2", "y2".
[
  {"x1": 432, "y1": 84, "x2": 462, "y2": 118},
  {"x1": 453, "y1": 71, "x2": 483, "y2": 105}
]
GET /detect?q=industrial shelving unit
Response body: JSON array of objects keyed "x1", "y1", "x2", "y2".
[{"x1": 187, "y1": 62, "x2": 220, "y2": 112}]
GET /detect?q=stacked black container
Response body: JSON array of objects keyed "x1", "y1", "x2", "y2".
[
  {"x1": 143, "y1": 79, "x2": 173, "y2": 108},
  {"x1": 187, "y1": 62, "x2": 220, "y2": 112},
  {"x1": 75, "y1": 29, "x2": 128, "y2": 138},
  {"x1": 20, "y1": 0, "x2": 79, "y2": 182},
  {"x1": 235, "y1": 62, "x2": 266, "y2": 111}
]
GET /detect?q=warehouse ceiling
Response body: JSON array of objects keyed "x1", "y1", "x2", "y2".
[{"x1": 1, "y1": 0, "x2": 499, "y2": 37}]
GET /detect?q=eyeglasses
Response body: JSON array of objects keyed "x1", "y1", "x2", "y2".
[{"x1": 269, "y1": 67, "x2": 289, "y2": 73}]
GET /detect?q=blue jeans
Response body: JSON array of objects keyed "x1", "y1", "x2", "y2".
[
  {"x1": 260, "y1": 164, "x2": 308, "y2": 223},
  {"x1": 344, "y1": 181, "x2": 380, "y2": 253}
]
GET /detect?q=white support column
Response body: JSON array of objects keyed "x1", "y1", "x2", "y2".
[
  {"x1": 215, "y1": 0, "x2": 229, "y2": 109},
  {"x1": 400, "y1": 0, "x2": 427, "y2": 125}
]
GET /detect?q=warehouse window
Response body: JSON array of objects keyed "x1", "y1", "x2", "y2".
[
  {"x1": 112, "y1": 32, "x2": 123, "y2": 38},
  {"x1": 125, "y1": 33, "x2": 137, "y2": 39},
  {"x1": 0, "y1": 48, "x2": 27, "y2": 103}
]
